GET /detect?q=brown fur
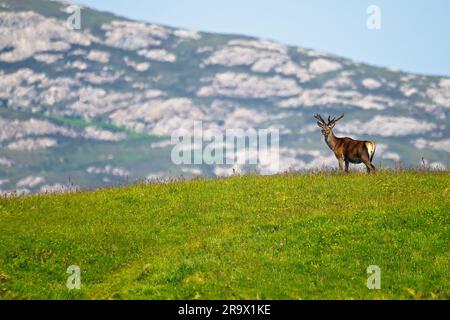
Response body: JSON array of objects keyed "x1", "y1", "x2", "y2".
[{"x1": 314, "y1": 113, "x2": 376, "y2": 173}]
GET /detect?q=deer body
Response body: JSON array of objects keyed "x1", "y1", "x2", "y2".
[{"x1": 315, "y1": 113, "x2": 376, "y2": 173}]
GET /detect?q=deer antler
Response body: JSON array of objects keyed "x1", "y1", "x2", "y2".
[
  {"x1": 333, "y1": 114, "x2": 345, "y2": 123},
  {"x1": 328, "y1": 113, "x2": 344, "y2": 124},
  {"x1": 314, "y1": 113, "x2": 326, "y2": 124}
]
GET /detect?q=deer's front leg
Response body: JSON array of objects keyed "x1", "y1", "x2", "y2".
[{"x1": 338, "y1": 157, "x2": 345, "y2": 172}]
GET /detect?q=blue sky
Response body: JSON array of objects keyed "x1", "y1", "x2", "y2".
[{"x1": 74, "y1": 0, "x2": 450, "y2": 77}]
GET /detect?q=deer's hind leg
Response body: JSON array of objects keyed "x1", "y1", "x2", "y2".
[{"x1": 361, "y1": 152, "x2": 376, "y2": 174}]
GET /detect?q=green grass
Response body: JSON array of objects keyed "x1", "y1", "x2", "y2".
[{"x1": 0, "y1": 171, "x2": 449, "y2": 300}]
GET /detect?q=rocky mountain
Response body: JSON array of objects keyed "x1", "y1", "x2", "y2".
[{"x1": 0, "y1": 0, "x2": 449, "y2": 195}]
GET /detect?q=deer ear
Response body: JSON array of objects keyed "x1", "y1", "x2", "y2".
[
  {"x1": 330, "y1": 122, "x2": 336, "y2": 129},
  {"x1": 317, "y1": 121, "x2": 323, "y2": 127}
]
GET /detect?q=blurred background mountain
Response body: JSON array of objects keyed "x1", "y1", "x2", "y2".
[{"x1": 0, "y1": 0, "x2": 449, "y2": 195}]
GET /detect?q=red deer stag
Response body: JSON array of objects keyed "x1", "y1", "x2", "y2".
[{"x1": 314, "y1": 113, "x2": 376, "y2": 173}]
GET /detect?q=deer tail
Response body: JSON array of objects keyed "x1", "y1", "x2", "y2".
[{"x1": 365, "y1": 141, "x2": 376, "y2": 161}]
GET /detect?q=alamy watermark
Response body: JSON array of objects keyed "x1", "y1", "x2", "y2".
[
  {"x1": 367, "y1": 5, "x2": 381, "y2": 30},
  {"x1": 367, "y1": 265, "x2": 381, "y2": 290},
  {"x1": 66, "y1": 265, "x2": 81, "y2": 290},
  {"x1": 171, "y1": 121, "x2": 280, "y2": 175},
  {"x1": 66, "y1": 5, "x2": 81, "y2": 30}
]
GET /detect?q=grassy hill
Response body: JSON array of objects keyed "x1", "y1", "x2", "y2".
[{"x1": 0, "y1": 170, "x2": 449, "y2": 300}]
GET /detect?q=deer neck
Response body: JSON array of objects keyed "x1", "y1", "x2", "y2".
[{"x1": 325, "y1": 130, "x2": 339, "y2": 151}]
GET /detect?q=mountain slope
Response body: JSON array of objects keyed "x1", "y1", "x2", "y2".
[{"x1": 0, "y1": 0, "x2": 449, "y2": 194}]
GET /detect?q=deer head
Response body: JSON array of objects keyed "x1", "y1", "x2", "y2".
[{"x1": 314, "y1": 113, "x2": 344, "y2": 137}]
